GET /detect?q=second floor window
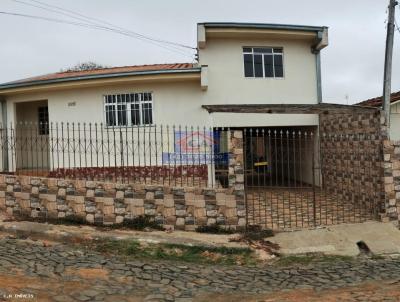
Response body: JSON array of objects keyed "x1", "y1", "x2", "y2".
[
  {"x1": 243, "y1": 47, "x2": 284, "y2": 78},
  {"x1": 104, "y1": 92, "x2": 153, "y2": 127}
]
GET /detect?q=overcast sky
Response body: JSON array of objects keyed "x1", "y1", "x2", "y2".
[{"x1": 0, "y1": 0, "x2": 399, "y2": 104}]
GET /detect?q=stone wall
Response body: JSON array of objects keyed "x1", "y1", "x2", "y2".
[
  {"x1": 319, "y1": 110, "x2": 385, "y2": 220},
  {"x1": 319, "y1": 110, "x2": 385, "y2": 136},
  {"x1": 0, "y1": 175, "x2": 246, "y2": 231},
  {"x1": 382, "y1": 140, "x2": 400, "y2": 224}
]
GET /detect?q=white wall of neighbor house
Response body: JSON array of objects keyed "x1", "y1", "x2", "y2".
[
  {"x1": 391, "y1": 102, "x2": 400, "y2": 141},
  {"x1": 198, "y1": 37, "x2": 318, "y2": 105}
]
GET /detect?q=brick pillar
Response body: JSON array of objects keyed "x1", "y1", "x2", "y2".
[
  {"x1": 228, "y1": 130, "x2": 244, "y2": 194},
  {"x1": 382, "y1": 140, "x2": 400, "y2": 224}
]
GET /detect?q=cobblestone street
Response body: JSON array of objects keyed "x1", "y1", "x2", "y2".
[{"x1": 0, "y1": 237, "x2": 400, "y2": 301}]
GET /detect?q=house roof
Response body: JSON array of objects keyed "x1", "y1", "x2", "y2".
[
  {"x1": 0, "y1": 63, "x2": 199, "y2": 91},
  {"x1": 199, "y1": 22, "x2": 327, "y2": 33},
  {"x1": 356, "y1": 91, "x2": 400, "y2": 107}
]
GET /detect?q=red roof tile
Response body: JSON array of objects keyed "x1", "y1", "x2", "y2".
[
  {"x1": 357, "y1": 91, "x2": 400, "y2": 107},
  {"x1": 5, "y1": 63, "x2": 195, "y2": 85}
]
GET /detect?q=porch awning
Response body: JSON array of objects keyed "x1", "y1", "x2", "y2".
[{"x1": 201, "y1": 103, "x2": 380, "y2": 114}]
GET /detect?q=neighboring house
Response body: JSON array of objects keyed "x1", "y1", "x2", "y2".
[
  {"x1": 357, "y1": 91, "x2": 400, "y2": 140},
  {"x1": 0, "y1": 22, "x2": 329, "y2": 185}
]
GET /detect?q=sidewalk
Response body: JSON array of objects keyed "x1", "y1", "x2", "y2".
[
  {"x1": 270, "y1": 221, "x2": 400, "y2": 256},
  {"x1": 0, "y1": 215, "x2": 246, "y2": 249},
  {"x1": 1, "y1": 213, "x2": 400, "y2": 256}
]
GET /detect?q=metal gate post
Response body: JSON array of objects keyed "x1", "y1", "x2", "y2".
[{"x1": 312, "y1": 132, "x2": 317, "y2": 227}]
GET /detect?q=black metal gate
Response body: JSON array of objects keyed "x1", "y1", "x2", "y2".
[{"x1": 243, "y1": 127, "x2": 383, "y2": 230}]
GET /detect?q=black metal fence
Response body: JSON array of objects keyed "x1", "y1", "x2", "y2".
[
  {"x1": 0, "y1": 122, "x2": 230, "y2": 187},
  {"x1": 243, "y1": 127, "x2": 384, "y2": 230}
]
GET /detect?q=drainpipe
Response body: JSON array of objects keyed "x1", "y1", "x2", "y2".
[
  {"x1": 312, "y1": 27, "x2": 329, "y2": 104},
  {"x1": 315, "y1": 51, "x2": 322, "y2": 104}
]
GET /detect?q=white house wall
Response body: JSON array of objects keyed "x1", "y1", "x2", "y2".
[
  {"x1": 198, "y1": 37, "x2": 319, "y2": 105},
  {"x1": 5, "y1": 81, "x2": 211, "y2": 127},
  {"x1": 391, "y1": 102, "x2": 400, "y2": 141}
]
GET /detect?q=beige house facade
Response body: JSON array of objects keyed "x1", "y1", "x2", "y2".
[
  {"x1": 0, "y1": 22, "x2": 328, "y2": 177},
  {"x1": 0, "y1": 22, "x2": 328, "y2": 128}
]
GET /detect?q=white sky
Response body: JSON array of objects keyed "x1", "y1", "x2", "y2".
[{"x1": 0, "y1": 0, "x2": 399, "y2": 104}]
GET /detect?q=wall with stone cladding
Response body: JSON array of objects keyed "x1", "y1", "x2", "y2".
[
  {"x1": 382, "y1": 140, "x2": 400, "y2": 224},
  {"x1": 319, "y1": 110, "x2": 385, "y2": 219},
  {"x1": 319, "y1": 110, "x2": 386, "y2": 136},
  {"x1": 228, "y1": 130, "x2": 245, "y2": 194},
  {"x1": 0, "y1": 175, "x2": 246, "y2": 231}
]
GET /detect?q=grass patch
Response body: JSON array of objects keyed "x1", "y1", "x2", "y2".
[
  {"x1": 195, "y1": 225, "x2": 237, "y2": 234},
  {"x1": 15, "y1": 214, "x2": 163, "y2": 231},
  {"x1": 274, "y1": 253, "x2": 355, "y2": 267},
  {"x1": 370, "y1": 254, "x2": 385, "y2": 260},
  {"x1": 87, "y1": 238, "x2": 257, "y2": 266},
  {"x1": 241, "y1": 225, "x2": 274, "y2": 241},
  {"x1": 102, "y1": 216, "x2": 164, "y2": 231}
]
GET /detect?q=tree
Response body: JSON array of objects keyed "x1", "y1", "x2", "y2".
[{"x1": 61, "y1": 61, "x2": 107, "y2": 72}]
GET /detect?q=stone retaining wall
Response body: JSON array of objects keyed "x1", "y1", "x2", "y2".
[{"x1": 0, "y1": 175, "x2": 246, "y2": 231}]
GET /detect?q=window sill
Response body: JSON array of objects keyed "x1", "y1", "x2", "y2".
[
  {"x1": 104, "y1": 124, "x2": 156, "y2": 129},
  {"x1": 244, "y1": 77, "x2": 285, "y2": 80}
]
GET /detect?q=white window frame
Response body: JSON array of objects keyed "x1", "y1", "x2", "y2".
[
  {"x1": 103, "y1": 92, "x2": 154, "y2": 127},
  {"x1": 243, "y1": 47, "x2": 284, "y2": 79}
]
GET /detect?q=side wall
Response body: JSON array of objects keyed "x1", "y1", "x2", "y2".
[{"x1": 319, "y1": 110, "x2": 385, "y2": 218}]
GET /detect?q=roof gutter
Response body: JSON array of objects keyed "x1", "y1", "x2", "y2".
[
  {"x1": 0, "y1": 68, "x2": 201, "y2": 91},
  {"x1": 199, "y1": 22, "x2": 326, "y2": 32}
]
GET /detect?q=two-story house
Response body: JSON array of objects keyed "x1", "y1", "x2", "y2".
[
  {"x1": 0, "y1": 22, "x2": 328, "y2": 127},
  {"x1": 0, "y1": 22, "x2": 328, "y2": 187}
]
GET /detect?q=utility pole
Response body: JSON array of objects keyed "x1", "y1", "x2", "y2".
[{"x1": 383, "y1": 0, "x2": 398, "y2": 136}]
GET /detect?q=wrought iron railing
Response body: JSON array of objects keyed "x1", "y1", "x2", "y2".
[{"x1": 0, "y1": 122, "x2": 230, "y2": 187}]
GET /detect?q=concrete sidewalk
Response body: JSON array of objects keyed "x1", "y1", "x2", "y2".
[
  {"x1": 1, "y1": 214, "x2": 400, "y2": 256},
  {"x1": 270, "y1": 221, "x2": 400, "y2": 256},
  {"x1": 0, "y1": 217, "x2": 246, "y2": 248}
]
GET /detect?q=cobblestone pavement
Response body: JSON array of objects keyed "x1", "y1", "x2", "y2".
[{"x1": 1, "y1": 238, "x2": 400, "y2": 301}]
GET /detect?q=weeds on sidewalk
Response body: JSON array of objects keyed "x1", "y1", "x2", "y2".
[
  {"x1": 275, "y1": 253, "x2": 354, "y2": 267},
  {"x1": 195, "y1": 225, "x2": 237, "y2": 234},
  {"x1": 86, "y1": 238, "x2": 258, "y2": 266},
  {"x1": 229, "y1": 225, "x2": 279, "y2": 257},
  {"x1": 14, "y1": 213, "x2": 163, "y2": 231}
]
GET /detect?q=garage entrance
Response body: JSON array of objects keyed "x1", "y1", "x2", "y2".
[{"x1": 243, "y1": 127, "x2": 382, "y2": 230}]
